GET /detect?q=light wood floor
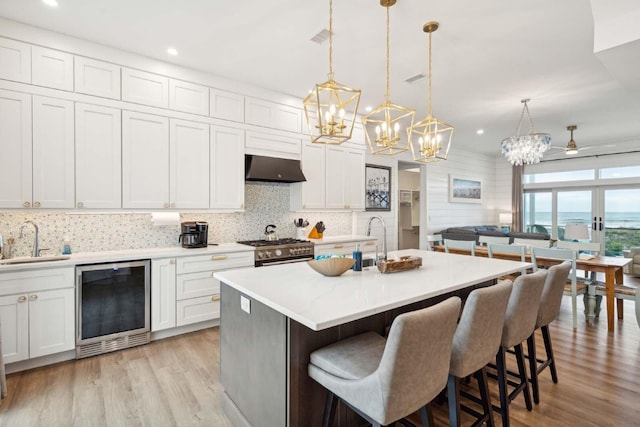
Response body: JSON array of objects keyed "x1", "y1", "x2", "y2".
[{"x1": 2, "y1": 275, "x2": 639, "y2": 427}]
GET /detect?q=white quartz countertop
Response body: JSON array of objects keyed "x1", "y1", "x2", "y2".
[
  {"x1": 214, "y1": 249, "x2": 532, "y2": 331},
  {"x1": 308, "y1": 235, "x2": 377, "y2": 244},
  {"x1": 0, "y1": 243, "x2": 253, "y2": 273}
]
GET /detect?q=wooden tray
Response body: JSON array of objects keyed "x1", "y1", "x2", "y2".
[{"x1": 377, "y1": 256, "x2": 422, "y2": 274}]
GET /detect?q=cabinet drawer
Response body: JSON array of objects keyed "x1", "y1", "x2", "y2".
[
  {"x1": 176, "y1": 251, "x2": 253, "y2": 274},
  {"x1": 315, "y1": 243, "x2": 358, "y2": 257},
  {"x1": 176, "y1": 271, "x2": 220, "y2": 300},
  {"x1": 0, "y1": 267, "x2": 74, "y2": 295},
  {"x1": 176, "y1": 294, "x2": 220, "y2": 326}
]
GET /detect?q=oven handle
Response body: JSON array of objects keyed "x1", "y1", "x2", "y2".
[{"x1": 258, "y1": 256, "x2": 314, "y2": 267}]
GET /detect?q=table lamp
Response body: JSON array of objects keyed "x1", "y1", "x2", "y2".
[
  {"x1": 564, "y1": 223, "x2": 590, "y2": 241},
  {"x1": 499, "y1": 213, "x2": 512, "y2": 232}
]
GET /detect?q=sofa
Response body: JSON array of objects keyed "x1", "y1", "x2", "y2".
[{"x1": 437, "y1": 225, "x2": 551, "y2": 244}]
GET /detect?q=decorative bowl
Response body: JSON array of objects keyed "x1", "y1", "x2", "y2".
[{"x1": 307, "y1": 258, "x2": 354, "y2": 277}]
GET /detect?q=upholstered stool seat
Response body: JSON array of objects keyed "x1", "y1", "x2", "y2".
[{"x1": 309, "y1": 297, "x2": 462, "y2": 427}]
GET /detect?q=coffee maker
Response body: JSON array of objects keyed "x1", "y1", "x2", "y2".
[{"x1": 179, "y1": 221, "x2": 208, "y2": 248}]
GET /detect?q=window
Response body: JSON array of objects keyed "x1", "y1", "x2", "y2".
[
  {"x1": 523, "y1": 169, "x2": 594, "y2": 184},
  {"x1": 600, "y1": 165, "x2": 640, "y2": 179}
]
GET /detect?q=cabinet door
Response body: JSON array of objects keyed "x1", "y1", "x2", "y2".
[
  {"x1": 74, "y1": 56, "x2": 121, "y2": 99},
  {"x1": 31, "y1": 46, "x2": 74, "y2": 91},
  {"x1": 210, "y1": 88, "x2": 244, "y2": 122},
  {"x1": 122, "y1": 111, "x2": 170, "y2": 208},
  {"x1": 151, "y1": 258, "x2": 177, "y2": 332},
  {"x1": 169, "y1": 79, "x2": 209, "y2": 115},
  {"x1": 0, "y1": 294, "x2": 29, "y2": 364},
  {"x1": 176, "y1": 271, "x2": 219, "y2": 300},
  {"x1": 344, "y1": 149, "x2": 365, "y2": 210},
  {"x1": 0, "y1": 89, "x2": 32, "y2": 208},
  {"x1": 325, "y1": 146, "x2": 346, "y2": 209},
  {"x1": 32, "y1": 96, "x2": 75, "y2": 208},
  {"x1": 176, "y1": 294, "x2": 220, "y2": 327},
  {"x1": 245, "y1": 130, "x2": 301, "y2": 159},
  {"x1": 121, "y1": 68, "x2": 169, "y2": 108},
  {"x1": 28, "y1": 288, "x2": 75, "y2": 359},
  {"x1": 293, "y1": 143, "x2": 325, "y2": 210},
  {"x1": 210, "y1": 125, "x2": 245, "y2": 209},
  {"x1": 245, "y1": 97, "x2": 302, "y2": 133},
  {"x1": 0, "y1": 37, "x2": 31, "y2": 83},
  {"x1": 170, "y1": 119, "x2": 210, "y2": 208},
  {"x1": 75, "y1": 103, "x2": 122, "y2": 208}
]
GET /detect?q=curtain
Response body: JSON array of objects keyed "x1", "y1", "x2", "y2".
[{"x1": 511, "y1": 165, "x2": 524, "y2": 232}]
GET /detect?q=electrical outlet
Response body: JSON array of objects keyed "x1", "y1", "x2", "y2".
[{"x1": 240, "y1": 295, "x2": 251, "y2": 314}]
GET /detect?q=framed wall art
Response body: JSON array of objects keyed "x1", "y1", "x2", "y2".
[
  {"x1": 449, "y1": 175, "x2": 482, "y2": 203},
  {"x1": 365, "y1": 164, "x2": 391, "y2": 211}
]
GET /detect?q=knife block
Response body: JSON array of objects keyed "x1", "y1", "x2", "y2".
[{"x1": 308, "y1": 227, "x2": 323, "y2": 239}]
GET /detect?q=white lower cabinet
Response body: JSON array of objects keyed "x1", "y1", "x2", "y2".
[
  {"x1": 0, "y1": 267, "x2": 75, "y2": 364},
  {"x1": 151, "y1": 251, "x2": 254, "y2": 330},
  {"x1": 151, "y1": 258, "x2": 177, "y2": 332},
  {"x1": 314, "y1": 239, "x2": 379, "y2": 258}
]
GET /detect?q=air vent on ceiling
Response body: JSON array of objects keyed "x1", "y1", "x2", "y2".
[
  {"x1": 405, "y1": 73, "x2": 426, "y2": 84},
  {"x1": 311, "y1": 29, "x2": 332, "y2": 44}
]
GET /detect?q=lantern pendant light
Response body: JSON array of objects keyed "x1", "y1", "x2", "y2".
[
  {"x1": 409, "y1": 21, "x2": 454, "y2": 163},
  {"x1": 303, "y1": 0, "x2": 361, "y2": 145},
  {"x1": 362, "y1": 0, "x2": 415, "y2": 156}
]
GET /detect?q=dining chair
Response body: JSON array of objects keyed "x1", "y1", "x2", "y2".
[
  {"x1": 426, "y1": 234, "x2": 443, "y2": 251},
  {"x1": 493, "y1": 270, "x2": 546, "y2": 427},
  {"x1": 526, "y1": 260, "x2": 572, "y2": 404},
  {"x1": 531, "y1": 247, "x2": 583, "y2": 328},
  {"x1": 512, "y1": 238, "x2": 552, "y2": 248},
  {"x1": 488, "y1": 243, "x2": 528, "y2": 279},
  {"x1": 479, "y1": 235, "x2": 510, "y2": 246},
  {"x1": 447, "y1": 280, "x2": 513, "y2": 427},
  {"x1": 555, "y1": 240, "x2": 603, "y2": 318},
  {"x1": 444, "y1": 239, "x2": 476, "y2": 256},
  {"x1": 308, "y1": 297, "x2": 461, "y2": 427}
]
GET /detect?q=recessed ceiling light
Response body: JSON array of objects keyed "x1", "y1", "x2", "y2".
[
  {"x1": 365, "y1": 106, "x2": 373, "y2": 112},
  {"x1": 167, "y1": 47, "x2": 178, "y2": 56},
  {"x1": 476, "y1": 129, "x2": 484, "y2": 135},
  {"x1": 42, "y1": 0, "x2": 58, "y2": 7}
]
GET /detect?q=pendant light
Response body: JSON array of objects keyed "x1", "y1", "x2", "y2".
[
  {"x1": 501, "y1": 99, "x2": 551, "y2": 166},
  {"x1": 303, "y1": 0, "x2": 361, "y2": 145},
  {"x1": 362, "y1": 0, "x2": 415, "y2": 156},
  {"x1": 409, "y1": 21, "x2": 454, "y2": 163}
]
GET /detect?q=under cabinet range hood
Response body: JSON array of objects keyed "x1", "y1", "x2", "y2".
[{"x1": 245, "y1": 155, "x2": 307, "y2": 183}]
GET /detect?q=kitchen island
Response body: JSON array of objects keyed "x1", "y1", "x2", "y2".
[{"x1": 214, "y1": 249, "x2": 531, "y2": 427}]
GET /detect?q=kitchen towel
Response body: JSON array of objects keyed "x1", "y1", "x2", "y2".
[{"x1": 151, "y1": 212, "x2": 180, "y2": 227}]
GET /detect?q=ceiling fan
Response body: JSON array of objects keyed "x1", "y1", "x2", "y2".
[{"x1": 544, "y1": 125, "x2": 605, "y2": 158}]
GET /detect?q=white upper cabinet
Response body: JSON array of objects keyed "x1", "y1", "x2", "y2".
[
  {"x1": 245, "y1": 96, "x2": 302, "y2": 133},
  {"x1": 245, "y1": 130, "x2": 301, "y2": 160},
  {"x1": 0, "y1": 37, "x2": 31, "y2": 83},
  {"x1": 325, "y1": 145, "x2": 347, "y2": 209},
  {"x1": 290, "y1": 142, "x2": 326, "y2": 210},
  {"x1": 32, "y1": 96, "x2": 75, "y2": 209},
  {"x1": 210, "y1": 125, "x2": 245, "y2": 209},
  {"x1": 210, "y1": 88, "x2": 244, "y2": 122},
  {"x1": 170, "y1": 118, "x2": 210, "y2": 209},
  {"x1": 344, "y1": 148, "x2": 365, "y2": 210},
  {"x1": 0, "y1": 89, "x2": 32, "y2": 208},
  {"x1": 122, "y1": 110, "x2": 170, "y2": 208},
  {"x1": 74, "y1": 56, "x2": 121, "y2": 99},
  {"x1": 31, "y1": 46, "x2": 74, "y2": 91},
  {"x1": 75, "y1": 103, "x2": 122, "y2": 209},
  {"x1": 121, "y1": 67, "x2": 169, "y2": 108},
  {"x1": 169, "y1": 79, "x2": 209, "y2": 115}
]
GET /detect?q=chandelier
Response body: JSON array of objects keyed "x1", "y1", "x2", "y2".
[
  {"x1": 362, "y1": 0, "x2": 415, "y2": 156},
  {"x1": 501, "y1": 99, "x2": 551, "y2": 166},
  {"x1": 409, "y1": 21, "x2": 453, "y2": 163},
  {"x1": 303, "y1": 0, "x2": 361, "y2": 145}
]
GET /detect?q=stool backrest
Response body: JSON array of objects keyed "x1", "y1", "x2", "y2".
[
  {"x1": 450, "y1": 280, "x2": 513, "y2": 378},
  {"x1": 479, "y1": 235, "x2": 510, "y2": 246},
  {"x1": 379, "y1": 296, "x2": 461, "y2": 422},
  {"x1": 487, "y1": 243, "x2": 526, "y2": 261},
  {"x1": 502, "y1": 270, "x2": 547, "y2": 348},
  {"x1": 512, "y1": 238, "x2": 552, "y2": 248},
  {"x1": 536, "y1": 260, "x2": 572, "y2": 328}
]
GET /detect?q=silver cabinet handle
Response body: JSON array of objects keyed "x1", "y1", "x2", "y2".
[
  {"x1": 29, "y1": 294, "x2": 38, "y2": 301},
  {"x1": 23, "y1": 201, "x2": 30, "y2": 208},
  {"x1": 18, "y1": 295, "x2": 27, "y2": 303}
]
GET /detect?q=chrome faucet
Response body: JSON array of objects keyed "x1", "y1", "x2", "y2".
[
  {"x1": 19, "y1": 220, "x2": 41, "y2": 257},
  {"x1": 366, "y1": 216, "x2": 387, "y2": 262}
]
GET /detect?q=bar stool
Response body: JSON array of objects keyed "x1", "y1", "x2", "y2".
[
  {"x1": 527, "y1": 260, "x2": 572, "y2": 404},
  {"x1": 308, "y1": 297, "x2": 461, "y2": 427},
  {"x1": 447, "y1": 280, "x2": 513, "y2": 427},
  {"x1": 444, "y1": 239, "x2": 476, "y2": 256},
  {"x1": 494, "y1": 270, "x2": 546, "y2": 427}
]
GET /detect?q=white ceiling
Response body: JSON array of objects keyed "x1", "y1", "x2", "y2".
[{"x1": 1, "y1": 0, "x2": 639, "y2": 159}]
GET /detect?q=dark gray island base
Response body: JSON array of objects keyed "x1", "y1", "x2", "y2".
[{"x1": 219, "y1": 281, "x2": 486, "y2": 427}]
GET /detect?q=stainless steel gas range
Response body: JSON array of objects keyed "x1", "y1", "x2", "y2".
[{"x1": 237, "y1": 238, "x2": 314, "y2": 267}]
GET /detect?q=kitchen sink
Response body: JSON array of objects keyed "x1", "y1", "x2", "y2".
[{"x1": 0, "y1": 255, "x2": 71, "y2": 265}]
